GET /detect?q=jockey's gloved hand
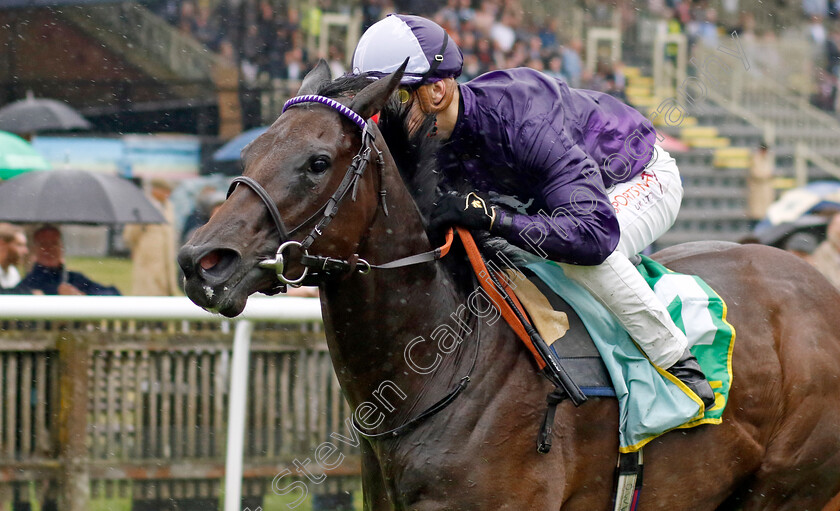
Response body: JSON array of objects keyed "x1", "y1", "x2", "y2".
[{"x1": 429, "y1": 192, "x2": 497, "y2": 232}]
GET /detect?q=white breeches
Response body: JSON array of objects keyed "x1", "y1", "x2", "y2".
[{"x1": 562, "y1": 146, "x2": 687, "y2": 368}]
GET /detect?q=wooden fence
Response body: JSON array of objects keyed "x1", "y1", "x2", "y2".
[{"x1": 0, "y1": 309, "x2": 361, "y2": 510}]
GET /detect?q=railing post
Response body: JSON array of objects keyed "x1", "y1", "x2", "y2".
[
  {"x1": 57, "y1": 332, "x2": 90, "y2": 511},
  {"x1": 224, "y1": 320, "x2": 254, "y2": 511}
]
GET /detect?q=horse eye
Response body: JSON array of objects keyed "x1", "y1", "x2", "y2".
[{"x1": 309, "y1": 157, "x2": 330, "y2": 174}]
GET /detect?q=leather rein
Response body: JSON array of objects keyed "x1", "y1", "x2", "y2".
[
  {"x1": 230, "y1": 94, "x2": 477, "y2": 441},
  {"x1": 227, "y1": 94, "x2": 453, "y2": 291}
]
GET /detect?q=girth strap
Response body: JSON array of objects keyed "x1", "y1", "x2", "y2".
[{"x1": 612, "y1": 450, "x2": 644, "y2": 511}]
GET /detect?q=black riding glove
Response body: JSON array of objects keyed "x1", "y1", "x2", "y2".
[{"x1": 429, "y1": 192, "x2": 497, "y2": 232}]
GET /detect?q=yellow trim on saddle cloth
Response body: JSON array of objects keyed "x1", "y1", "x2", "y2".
[
  {"x1": 618, "y1": 281, "x2": 737, "y2": 454},
  {"x1": 618, "y1": 364, "x2": 706, "y2": 453},
  {"x1": 675, "y1": 285, "x2": 736, "y2": 430},
  {"x1": 503, "y1": 269, "x2": 569, "y2": 345}
]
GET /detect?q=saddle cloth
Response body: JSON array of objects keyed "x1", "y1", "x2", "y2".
[{"x1": 504, "y1": 256, "x2": 736, "y2": 453}]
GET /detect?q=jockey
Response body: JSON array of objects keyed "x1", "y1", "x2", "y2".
[{"x1": 351, "y1": 14, "x2": 715, "y2": 409}]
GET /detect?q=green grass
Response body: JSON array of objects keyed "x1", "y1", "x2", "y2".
[
  {"x1": 66, "y1": 256, "x2": 133, "y2": 295},
  {"x1": 263, "y1": 491, "x2": 363, "y2": 510},
  {"x1": 88, "y1": 499, "x2": 132, "y2": 511}
]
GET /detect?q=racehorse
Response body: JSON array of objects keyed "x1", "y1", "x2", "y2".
[{"x1": 178, "y1": 61, "x2": 840, "y2": 510}]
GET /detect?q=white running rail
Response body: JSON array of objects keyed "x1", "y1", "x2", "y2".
[{"x1": 0, "y1": 295, "x2": 323, "y2": 511}]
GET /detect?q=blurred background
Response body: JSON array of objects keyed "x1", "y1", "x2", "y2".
[
  {"x1": 4, "y1": 0, "x2": 840, "y2": 264},
  {"x1": 1, "y1": 0, "x2": 840, "y2": 509}
]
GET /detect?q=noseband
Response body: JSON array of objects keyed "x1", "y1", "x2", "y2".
[{"x1": 228, "y1": 94, "x2": 450, "y2": 289}]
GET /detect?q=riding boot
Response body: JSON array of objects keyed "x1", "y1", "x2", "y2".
[{"x1": 665, "y1": 348, "x2": 716, "y2": 409}]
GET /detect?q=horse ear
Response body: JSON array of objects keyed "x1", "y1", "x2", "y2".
[
  {"x1": 297, "y1": 59, "x2": 332, "y2": 96},
  {"x1": 349, "y1": 59, "x2": 408, "y2": 120}
]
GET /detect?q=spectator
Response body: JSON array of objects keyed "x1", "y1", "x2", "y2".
[
  {"x1": 811, "y1": 212, "x2": 840, "y2": 287},
  {"x1": 826, "y1": 24, "x2": 840, "y2": 75},
  {"x1": 804, "y1": 0, "x2": 830, "y2": 18},
  {"x1": 182, "y1": 189, "x2": 227, "y2": 244},
  {"x1": 747, "y1": 143, "x2": 775, "y2": 229},
  {"x1": 561, "y1": 39, "x2": 584, "y2": 87},
  {"x1": 123, "y1": 179, "x2": 180, "y2": 296},
  {"x1": 0, "y1": 223, "x2": 28, "y2": 291},
  {"x1": 461, "y1": 53, "x2": 482, "y2": 80},
  {"x1": 177, "y1": 0, "x2": 199, "y2": 36},
  {"x1": 193, "y1": 4, "x2": 220, "y2": 50},
  {"x1": 286, "y1": 46, "x2": 306, "y2": 80},
  {"x1": 361, "y1": 0, "x2": 387, "y2": 30},
  {"x1": 808, "y1": 14, "x2": 828, "y2": 47},
  {"x1": 544, "y1": 53, "x2": 567, "y2": 81},
  {"x1": 538, "y1": 18, "x2": 559, "y2": 51},
  {"x1": 703, "y1": 8, "x2": 722, "y2": 45},
  {"x1": 157, "y1": 0, "x2": 592, "y2": 95},
  {"x1": 327, "y1": 45, "x2": 347, "y2": 78},
  {"x1": 457, "y1": 0, "x2": 475, "y2": 25},
  {"x1": 15, "y1": 225, "x2": 120, "y2": 296},
  {"x1": 490, "y1": 12, "x2": 516, "y2": 53}
]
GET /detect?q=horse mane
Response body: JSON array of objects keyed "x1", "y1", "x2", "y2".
[
  {"x1": 314, "y1": 75, "x2": 443, "y2": 221},
  {"x1": 377, "y1": 99, "x2": 443, "y2": 221}
]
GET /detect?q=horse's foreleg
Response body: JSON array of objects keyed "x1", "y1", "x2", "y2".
[{"x1": 361, "y1": 439, "x2": 392, "y2": 511}]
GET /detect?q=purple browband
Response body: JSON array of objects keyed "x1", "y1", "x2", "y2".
[{"x1": 282, "y1": 95, "x2": 368, "y2": 132}]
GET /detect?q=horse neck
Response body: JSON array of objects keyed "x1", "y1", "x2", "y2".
[{"x1": 320, "y1": 165, "x2": 481, "y2": 412}]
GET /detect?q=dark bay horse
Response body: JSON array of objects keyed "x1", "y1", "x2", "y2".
[{"x1": 178, "y1": 62, "x2": 840, "y2": 510}]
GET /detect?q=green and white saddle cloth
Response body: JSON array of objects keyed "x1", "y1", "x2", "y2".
[{"x1": 525, "y1": 255, "x2": 736, "y2": 452}]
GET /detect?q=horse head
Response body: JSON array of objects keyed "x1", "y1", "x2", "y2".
[{"x1": 178, "y1": 60, "x2": 410, "y2": 316}]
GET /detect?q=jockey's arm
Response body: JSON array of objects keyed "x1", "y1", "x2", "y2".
[{"x1": 492, "y1": 132, "x2": 620, "y2": 266}]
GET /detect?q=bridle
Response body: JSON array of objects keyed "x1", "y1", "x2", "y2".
[
  {"x1": 227, "y1": 94, "x2": 452, "y2": 290},
  {"x1": 229, "y1": 93, "x2": 477, "y2": 441}
]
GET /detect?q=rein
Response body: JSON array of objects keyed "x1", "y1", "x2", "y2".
[
  {"x1": 352, "y1": 315, "x2": 482, "y2": 440},
  {"x1": 228, "y1": 94, "x2": 453, "y2": 288},
  {"x1": 228, "y1": 95, "x2": 480, "y2": 441}
]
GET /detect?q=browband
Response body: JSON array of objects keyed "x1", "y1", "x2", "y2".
[{"x1": 283, "y1": 95, "x2": 368, "y2": 132}]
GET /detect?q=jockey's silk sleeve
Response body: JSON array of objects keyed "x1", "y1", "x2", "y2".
[
  {"x1": 440, "y1": 69, "x2": 644, "y2": 265},
  {"x1": 494, "y1": 119, "x2": 620, "y2": 265}
]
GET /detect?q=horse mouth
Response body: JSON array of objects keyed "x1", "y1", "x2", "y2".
[{"x1": 181, "y1": 247, "x2": 277, "y2": 317}]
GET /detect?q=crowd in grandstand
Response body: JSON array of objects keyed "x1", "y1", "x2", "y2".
[
  {"x1": 147, "y1": 0, "x2": 621, "y2": 96},
  {"x1": 145, "y1": 0, "x2": 840, "y2": 113}
]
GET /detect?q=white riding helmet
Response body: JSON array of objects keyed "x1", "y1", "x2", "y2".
[{"x1": 352, "y1": 14, "x2": 463, "y2": 85}]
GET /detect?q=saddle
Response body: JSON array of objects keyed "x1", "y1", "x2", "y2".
[{"x1": 467, "y1": 232, "x2": 736, "y2": 453}]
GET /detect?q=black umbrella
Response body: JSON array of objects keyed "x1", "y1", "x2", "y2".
[
  {"x1": 0, "y1": 93, "x2": 92, "y2": 134},
  {"x1": 753, "y1": 215, "x2": 829, "y2": 248},
  {"x1": 0, "y1": 170, "x2": 165, "y2": 225}
]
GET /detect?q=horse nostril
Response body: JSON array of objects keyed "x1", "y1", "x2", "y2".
[
  {"x1": 200, "y1": 251, "x2": 220, "y2": 271},
  {"x1": 197, "y1": 248, "x2": 240, "y2": 284}
]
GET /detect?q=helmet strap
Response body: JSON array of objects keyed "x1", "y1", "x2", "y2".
[{"x1": 419, "y1": 31, "x2": 450, "y2": 83}]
